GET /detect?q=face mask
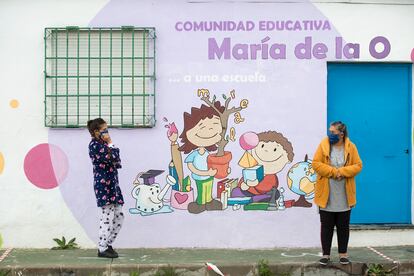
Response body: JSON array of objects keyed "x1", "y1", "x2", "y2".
[
  {"x1": 328, "y1": 133, "x2": 340, "y2": 144},
  {"x1": 99, "y1": 129, "x2": 109, "y2": 138}
]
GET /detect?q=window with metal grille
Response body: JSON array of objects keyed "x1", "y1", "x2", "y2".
[{"x1": 44, "y1": 26, "x2": 156, "y2": 128}]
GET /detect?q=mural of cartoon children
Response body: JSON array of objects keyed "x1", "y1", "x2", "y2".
[
  {"x1": 179, "y1": 103, "x2": 225, "y2": 214},
  {"x1": 232, "y1": 131, "x2": 294, "y2": 202}
]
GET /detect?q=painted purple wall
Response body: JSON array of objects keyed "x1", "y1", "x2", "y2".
[{"x1": 48, "y1": 0, "x2": 341, "y2": 248}]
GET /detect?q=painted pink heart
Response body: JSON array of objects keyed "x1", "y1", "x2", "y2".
[{"x1": 174, "y1": 193, "x2": 189, "y2": 204}]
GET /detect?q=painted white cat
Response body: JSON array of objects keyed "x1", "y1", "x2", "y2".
[{"x1": 129, "y1": 173, "x2": 175, "y2": 216}]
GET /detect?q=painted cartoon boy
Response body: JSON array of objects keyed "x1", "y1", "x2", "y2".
[{"x1": 232, "y1": 131, "x2": 294, "y2": 202}]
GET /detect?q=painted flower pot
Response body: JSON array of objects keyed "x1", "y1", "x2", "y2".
[
  {"x1": 170, "y1": 188, "x2": 194, "y2": 210},
  {"x1": 207, "y1": 151, "x2": 232, "y2": 179}
]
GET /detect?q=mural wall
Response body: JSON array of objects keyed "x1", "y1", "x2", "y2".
[
  {"x1": 2, "y1": 0, "x2": 413, "y2": 248},
  {"x1": 49, "y1": 0, "x2": 337, "y2": 248}
]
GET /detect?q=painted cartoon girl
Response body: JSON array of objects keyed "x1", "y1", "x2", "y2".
[{"x1": 179, "y1": 103, "x2": 225, "y2": 214}]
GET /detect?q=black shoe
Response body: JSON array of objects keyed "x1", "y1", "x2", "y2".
[
  {"x1": 340, "y1": 257, "x2": 350, "y2": 265},
  {"x1": 319, "y1": 257, "x2": 330, "y2": 266},
  {"x1": 107, "y1": 245, "x2": 119, "y2": 257},
  {"x1": 98, "y1": 248, "x2": 118, "y2": 258}
]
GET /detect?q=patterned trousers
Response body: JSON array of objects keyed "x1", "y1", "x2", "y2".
[{"x1": 98, "y1": 204, "x2": 124, "y2": 252}]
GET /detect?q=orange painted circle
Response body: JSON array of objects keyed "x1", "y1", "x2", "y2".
[{"x1": 9, "y1": 99, "x2": 19, "y2": 108}]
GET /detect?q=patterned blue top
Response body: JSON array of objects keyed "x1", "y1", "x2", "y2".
[{"x1": 88, "y1": 138, "x2": 124, "y2": 207}]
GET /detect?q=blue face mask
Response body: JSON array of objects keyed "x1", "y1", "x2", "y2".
[
  {"x1": 328, "y1": 133, "x2": 340, "y2": 144},
  {"x1": 99, "y1": 129, "x2": 109, "y2": 138}
]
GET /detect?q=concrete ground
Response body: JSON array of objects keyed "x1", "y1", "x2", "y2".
[{"x1": 0, "y1": 246, "x2": 414, "y2": 275}]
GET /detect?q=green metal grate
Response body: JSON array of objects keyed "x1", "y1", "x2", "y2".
[{"x1": 44, "y1": 26, "x2": 156, "y2": 128}]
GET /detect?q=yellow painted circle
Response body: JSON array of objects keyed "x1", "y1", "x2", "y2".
[{"x1": 10, "y1": 99, "x2": 19, "y2": 108}]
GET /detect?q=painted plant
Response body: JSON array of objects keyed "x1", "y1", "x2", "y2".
[{"x1": 198, "y1": 89, "x2": 248, "y2": 179}]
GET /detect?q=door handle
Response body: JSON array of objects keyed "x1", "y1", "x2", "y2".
[{"x1": 405, "y1": 149, "x2": 409, "y2": 154}]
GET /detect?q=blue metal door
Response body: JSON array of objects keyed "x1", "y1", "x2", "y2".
[{"x1": 327, "y1": 63, "x2": 412, "y2": 224}]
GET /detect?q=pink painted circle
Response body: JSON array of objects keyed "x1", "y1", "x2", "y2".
[
  {"x1": 411, "y1": 48, "x2": 414, "y2": 62},
  {"x1": 239, "y1": 131, "x2": 259, "y2": 150},
  {"x1": 24, "y1": 143, "x2": 68, "y2": 189}
]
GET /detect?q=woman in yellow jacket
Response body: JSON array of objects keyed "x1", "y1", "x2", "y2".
[{"x1": 312, "y1": 121, "x2": 362, "y2": 266}]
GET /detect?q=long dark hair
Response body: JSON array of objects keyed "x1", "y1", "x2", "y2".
[
  {"x1": 331, "y1": 121, "x2": 348, "y2": 139},
  {"x1": 178, "y1": 102, "x2": 225, "y2": 154}
]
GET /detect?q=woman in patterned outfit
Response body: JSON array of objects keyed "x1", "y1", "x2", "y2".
[{"x1": 87, "y1": 118, "x2": 124, "y2": 259}]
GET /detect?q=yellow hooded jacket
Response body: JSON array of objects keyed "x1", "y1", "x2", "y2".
[{"x1": 312, "y1": 137, "x2": 363, "y2": 208}]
